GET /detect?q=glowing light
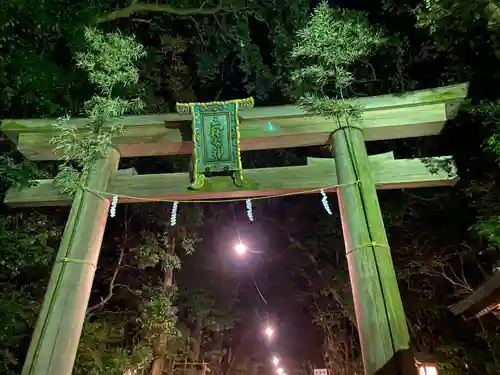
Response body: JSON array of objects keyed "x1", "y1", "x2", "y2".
[
  {"x1": 234, "y1": 242, "x2": 247, "y2": 256},
  {"x1": 272, "y1": 356, "x2": 279, "y2": 366},
  {"x1": 418, "y1": 365, "x2": 438, "y2": 375},
  {"x1": 264, "y1": 326, "x2": 274, "y2": 338},
  {"x1": 277, "y1": 368, "x2": 284, "y2": 375}
]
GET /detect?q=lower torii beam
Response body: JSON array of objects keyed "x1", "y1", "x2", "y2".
[
  {"x1": 4, "y1": 154, "x2": 457, "y2": 207},
  {"x1": 21, "y1": 149, "x2": 120, "y2": 375},
  {"x1": 332, "y1": 127, "x2": 416, "y2": 375}
]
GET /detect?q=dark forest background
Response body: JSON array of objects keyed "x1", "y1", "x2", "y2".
[{"x1": 2, "y1": 0, "x2": 500, "y2": 374}]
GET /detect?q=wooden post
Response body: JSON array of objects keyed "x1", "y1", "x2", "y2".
[
  {"x1": 332, "y1": 126, "x2": 415, "y2": 375},
  {"x1": 22, "y1": 148, "x2": 120, "y2": 375}
]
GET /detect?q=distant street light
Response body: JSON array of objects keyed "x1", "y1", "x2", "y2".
[
  {"x1": 277, "y1": 368, "x2": 284, "y2": 375},
  {"x1": 417, "y1": 364, "x2": 438, "y2": 375},
  {"x1": 415, "y1": 353, "x2": 438, "y2": 375},
  {"x1": 264, "y1": 325, "x2": 274, "y2": 338},
  {"x1": 272, "y1": 356, "x2": 280, "y2": 366},
  {"x1": 234, "y1": 242, "x2": 247, "y2": 256},
  {"x1": 233, "y1": 241, "x2": 264, "y2": 257}
]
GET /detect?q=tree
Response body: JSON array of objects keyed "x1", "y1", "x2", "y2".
[
  {"x1": 176, "y1": 245, "x2": 241, "y2": 374},
  {"x1": 50, "y1": 26, "x2": 145, "y2": 194},
  {"x1": 71, "y1": 200, "x2": 204, "y2": 375},
  {"x1": 291, "y1": 1, "x2": 383, "y2": 109},
  {"x1": 0, "y1": 212, "x2": 63, "y2": 375}
]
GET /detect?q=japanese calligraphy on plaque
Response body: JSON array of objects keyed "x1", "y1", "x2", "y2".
[{"x1": 176, "y1": 98, "x2": 254, "y2": 190}]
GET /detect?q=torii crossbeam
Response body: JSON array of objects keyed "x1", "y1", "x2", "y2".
[{"x1": 1, "y1": 83, "x2": 468, "y2": 375}]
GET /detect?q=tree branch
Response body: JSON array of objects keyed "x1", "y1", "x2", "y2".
[
  {"x1": 86, "y1": 247, "x2": 125, "y2": 315},
  {"x1": 96, "y1": 0, "x2": 224, "y2": 23}
]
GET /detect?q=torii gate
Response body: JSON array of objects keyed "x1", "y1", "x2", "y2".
[{"x1": 2, "y1": 83, "x2": 468, "y2": 375}]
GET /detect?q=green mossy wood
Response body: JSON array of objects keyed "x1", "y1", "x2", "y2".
[
  {"x1": 21, "y1": 149, "x2": 120, "y2": 375},
  {"x1": 1, "y1": 84, "x2": 467, "y2": 160},
  {"x1": 333, "y1": 127, "x2": 415, "y2": 375},
  {"x1": 5, "y1": 154, "x2": 458, "y2": 207}
]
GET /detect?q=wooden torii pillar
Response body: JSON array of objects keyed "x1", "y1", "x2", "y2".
[
  {"x1": 19, "y1": 149, "x2": 120, "y2": 375},
  {"x1": 333, "y1": 126, "x2": 414, "y2": 374},
  {"x1": 1, "y1": 83, "x2": 467, "y2": 375}
]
